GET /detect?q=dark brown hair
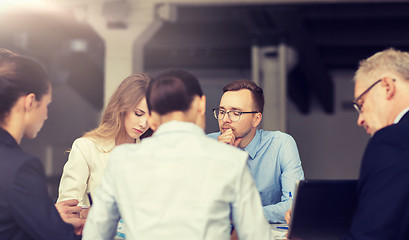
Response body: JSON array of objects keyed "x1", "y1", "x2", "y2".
[
  {"x1": 147, "y1": 69, "x2": 203, "y2": 115},
  {"x1": 0, "y1": 48, "x2": 49, "y2": 124},
  {"x1": 223, "y1": 79, "x2": 264, "y2": 113}
]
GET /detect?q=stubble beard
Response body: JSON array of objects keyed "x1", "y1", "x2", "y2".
[
  {"x1": 220, "y1": 123, "x2": 252, "y2": 140},
  {"x1": 235, "y1": 127, "x2": 251, "y2": 140}
]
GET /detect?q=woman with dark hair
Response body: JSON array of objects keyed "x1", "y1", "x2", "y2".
[
  {"x1": 0, "y1": 48, "x2": 83, "y2": 239},
  {"x1": 82, "y1": 69, "x2": 271, "y2": 240}
]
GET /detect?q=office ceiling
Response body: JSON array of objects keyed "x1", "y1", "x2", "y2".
[
  {"x1": 145, "y1": 2, "x2": 409, "y2": 114},
  {"x1": 2, "y1": 1, "x2": 408, "y2": 114}
]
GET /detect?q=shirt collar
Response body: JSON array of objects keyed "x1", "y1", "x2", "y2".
[
  {"x1": 394, "y1": 107, "x2": 409, "y2": 124},
  {"x1": 243, "y1": 129, "x2": 260, "y2": 160},
  {"x1": 154, "y1": 120, "x2": 205, "y2": 136}
]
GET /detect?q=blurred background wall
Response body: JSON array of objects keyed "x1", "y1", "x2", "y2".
[{"x1": 2, "y1": 0, "x2": 408, "y2": 200}]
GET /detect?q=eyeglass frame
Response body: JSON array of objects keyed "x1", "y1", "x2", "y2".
[
  {"x1": 212, "y1": 108, "x2": 258, "y2": 122},
  {"x1": 352, "y1": 79, "x2": 382, "y2": 114},
  {"x1": 352, "y1": 78, "x2": 396, "y2": 113}
]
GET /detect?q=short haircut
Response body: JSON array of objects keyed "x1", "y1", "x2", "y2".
[
  {"x1": 147, "y1": 69, "x2": 203, "y2": 115},
  {"x1": 222, "y1": 79, "x2": 264, "y2": 113},
  {"x1": 0, "y1": 48, "x2": 49, "y2": 124},
  {"x1": 354, "y1": 48, "x2": 409, "y2": 82}
]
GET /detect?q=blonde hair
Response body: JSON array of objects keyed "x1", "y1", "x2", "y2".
[{"x1": 84, "y1": 73, "x2": 151, "y2": 145}]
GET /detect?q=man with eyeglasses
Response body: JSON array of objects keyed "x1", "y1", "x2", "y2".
[
  {"x1": 338, "y1": 48, "x2": 409, "y2": 240},
  {"x1": 207, "y1": 80, "x2": 304, "y2": 225}
]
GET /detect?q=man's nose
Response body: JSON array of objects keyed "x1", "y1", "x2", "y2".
[
  {"x1": 357, "y1": 114, "x2": 365, "y2": 126},
  {"x1": 222, "y1": 113, "x2": 232, "y2": 123}
]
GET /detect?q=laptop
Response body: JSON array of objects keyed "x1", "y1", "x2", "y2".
[{"x1": 287, "y1": 180, "x2": 358, "y2": 240}]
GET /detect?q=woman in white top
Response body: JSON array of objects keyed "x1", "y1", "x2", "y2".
[{"x1": 57, "y1": 73, "x2": 152, "y2": 238}]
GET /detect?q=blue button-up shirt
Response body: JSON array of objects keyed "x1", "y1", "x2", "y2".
[{"x1": 208, "y1": 129, "x2": 304, "y2": 223}]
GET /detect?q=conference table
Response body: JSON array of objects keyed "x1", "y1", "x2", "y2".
[{"x1": 110, "y1": 223, "x2": 289, "y2": 240}]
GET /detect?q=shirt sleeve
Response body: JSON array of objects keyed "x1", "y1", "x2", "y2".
[
  {"x1": 9, "y1": 157, "x2": 80, "y2": 240},
  {"x1": 232, "y1": 156, "x2": 272, "y2": 240},
  {"x1": 206, "y1": 132, "x2": 221, "y2": 140},
  {"x1": 82, "y1": 150, "x2": 120, "y2": 240},
  {"x1": 263, "y1": 134, "x2": 304, "y2": 223},
  {"x1": 57, "y1": 138, "x2": 91, "y2": 205}
]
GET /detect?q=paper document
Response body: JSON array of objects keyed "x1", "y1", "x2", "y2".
[{"x1": 270, "y1": 224, "x2": 288, "y2": 240}]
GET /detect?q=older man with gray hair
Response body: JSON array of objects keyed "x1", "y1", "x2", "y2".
[{"x1": 341, "y1": 48, "x2": 409, "y2": 240}]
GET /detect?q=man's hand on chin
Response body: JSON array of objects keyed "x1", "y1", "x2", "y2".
[{"x1": 218, "y1": 128, "x2": 241, "y2": 147}]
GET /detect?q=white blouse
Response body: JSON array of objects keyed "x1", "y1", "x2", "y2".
[{"x1": 57, "y1": 137, "x2": 116, "y2": 206}]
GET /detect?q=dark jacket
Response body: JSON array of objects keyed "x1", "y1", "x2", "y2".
[
  {"x1": 342, "y1": 112, "x2": 409, "y2": 240},
  {"x1": 0, "y1": 128, "x2": 80, "y2": 240}
]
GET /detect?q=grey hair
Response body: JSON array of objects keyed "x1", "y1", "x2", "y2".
[{"x1": 354, "y1": 48, "x2": 409, "y2": 82}]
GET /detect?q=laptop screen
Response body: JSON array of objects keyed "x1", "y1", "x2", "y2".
[{"x1": 287, "y1": 180, "x2": 358, "y2": 240}]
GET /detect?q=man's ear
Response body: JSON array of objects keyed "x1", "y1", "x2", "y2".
[
  {"x1": 383, "y1": 77, "x2": 396, "y2": 100},
  {"x1": 147, "y1": 112, "x2": 160, "y2": 132},
  {"x1": 252, "y1": 112, "x2": 262, "y2": 128},
  {"x1": 24, "y1": 93, "x2": 36, "y2": 112}
]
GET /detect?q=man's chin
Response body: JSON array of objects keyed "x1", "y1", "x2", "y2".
[
  {"x1": 367, "y1": 127, "x2": 380, "y2": 137},
  {"x1": 369, "y1": 129, "x2": 379, "y2": 137}
]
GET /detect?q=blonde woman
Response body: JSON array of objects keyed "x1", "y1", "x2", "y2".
[{"x1": 58, "y1": 73, "x2": 152, "y2": 239}]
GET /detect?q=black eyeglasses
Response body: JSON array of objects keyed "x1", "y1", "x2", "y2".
[
  {"x1": 352, "y1": 78, "x2": 396, "y2": 113},
  {"x1": 213, "y1": 108, "x2": 258, "y2": 122},
  {"x1": 352, "y1": 79, "x2": 382, "y2": 114}
]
